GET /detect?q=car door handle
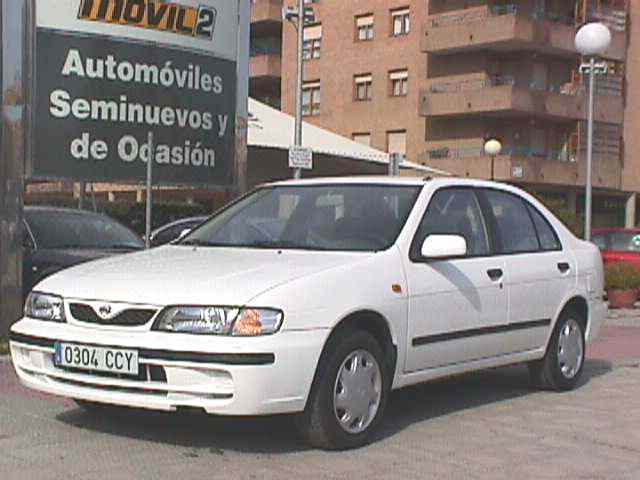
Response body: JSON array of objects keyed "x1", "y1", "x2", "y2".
[
  {"x1": 557, "y1": 262, "x2": 570, "y2": 273},
  {"x1": 487, "y1": 268, "x2": 503, "y2": 281}
]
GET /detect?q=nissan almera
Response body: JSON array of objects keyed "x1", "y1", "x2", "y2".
[{"x1": 9, "y1": 177, "x2": 606, "y2": 449}]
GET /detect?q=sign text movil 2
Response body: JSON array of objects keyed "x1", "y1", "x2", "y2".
[{"x1": 77, "y1": 0, "x2": 217, "y2": 40}]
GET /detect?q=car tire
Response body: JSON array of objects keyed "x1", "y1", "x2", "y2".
[
  {"x1": 295, "y1": 329, "x2": 391, "y2": 450},
  {"x1": 528, "y1": 309, "x2": 586, "y2": 391}
]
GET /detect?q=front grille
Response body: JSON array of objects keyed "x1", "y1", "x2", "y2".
[
  {"x1": 60, "y1": 364, "x2": 147, "y2": 381},
  {"x1": 69, "y1": 303, "x2": 157, "y2": 326}
]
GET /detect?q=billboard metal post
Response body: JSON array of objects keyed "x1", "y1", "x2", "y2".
[
  {"x1": 235, "y1": 0, "x2": 250, "y2": 196},
  {"x1": 145, "y1": 131, "x2": 154, "y2": 249},
  {"x1": 0, "y1": 0, "x2": 28, "y2": 337}
]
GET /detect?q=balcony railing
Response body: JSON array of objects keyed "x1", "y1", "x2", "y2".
[
  {"x1": 429, "y1": 75, "x2": 515, "y2": 94},
  {"x1": 424, "y1": 146, "x2": 572, "y2": 162},
  {"x1": 427, "y1": 4, "x2": 576, "y2": 29},
  {"x1": 428, "y1": 72, "x2": 624, "y2": 98}
]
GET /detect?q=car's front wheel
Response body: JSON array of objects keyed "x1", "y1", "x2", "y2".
[
  {"x1": 296, "y1": 330, "x2": 391, "y2": 450},
  {"x1": 529, "y1": 309, "x2": 586, "y2": 391}
]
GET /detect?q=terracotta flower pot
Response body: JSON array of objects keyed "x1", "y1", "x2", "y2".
[{"x1": 607, "y1": 289, "x2": 638, "y2": 309}]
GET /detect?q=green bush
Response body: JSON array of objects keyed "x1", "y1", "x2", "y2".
[
  {"x1": 605, "y1": 262, "x2": 640, "y2": 291},
  {"x1": 26, "y1": 199, "x2": 211, "y2": 235},
  {"x1": 0, "y1": 337, "x2": 8, "y2": 356}
]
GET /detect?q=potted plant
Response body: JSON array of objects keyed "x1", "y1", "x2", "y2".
[{"x1": 605, "y1": 262, "x2": 640, "y2": 309}]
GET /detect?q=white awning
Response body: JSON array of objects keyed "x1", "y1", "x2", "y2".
[{"x1": 248, "y1": 98, "x2": 448, "y2": 175}]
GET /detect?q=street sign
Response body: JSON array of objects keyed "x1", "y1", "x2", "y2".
[
  {"x1": 31, "y1": 0, "x2": 242, "y2": 186},
  {"x1": 289, "y1": 146, "x2": 313, "y2": 170},
  {"x1": 512, "y1": 165, "x2": 524, "y2": 179}
]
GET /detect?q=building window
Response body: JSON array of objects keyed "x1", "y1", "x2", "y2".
[
  {"x1": 356, "y1": 14, "x2": 374, "y2": 41},
  {"x1": 354, "y1": 74, "x2": 372, "y2": 101},
  {"x1": 390, "y1": 69, "x2": 408, "y2": 96},
  {"x1": 387, "y1": 130, "x2": 407, "y2": 155},
  {"x1": 302, "y1": 24, "x2": 322, "y2": 60},
  {"x1": 353, "y1": 133, "x2": 371, "y2": 146},
  {"x1": 302, "y1": 81, "x2": 321, "y2": 116},
  {"x1": 391, "y1": 8, "x2": 410, "y2": 36}
]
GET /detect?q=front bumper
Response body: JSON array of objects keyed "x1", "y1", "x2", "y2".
[{"x1": 9, "y1": 318, "x2": 328, "y2": 415}]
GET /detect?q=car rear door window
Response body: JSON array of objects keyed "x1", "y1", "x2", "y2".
[
  {"x1": 526, "y1": 204, "x2": 561, "y2": 251},
  {"x1": 414, "y1": 188, "x2": 490, "y2": 256},
  {"x1": 483, "y1": 190, "x2": 540, "y2": 254}
]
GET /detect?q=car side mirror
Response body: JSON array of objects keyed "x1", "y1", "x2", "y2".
[{"x1": 420, "y1": 234, "x2": 467, "y2": 259}]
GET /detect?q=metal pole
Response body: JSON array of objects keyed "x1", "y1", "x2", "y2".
[
  {"x1": 293, "y1": 0, "x2": 304, "y2": 179},
  {"x1": 145, "y1": 132, "x2": 154, "y2": 249},
  {"x1": 388, "y1": 153, "x2": 401, "y2": 176},
  {"x1": 585, "y1": 57, "x2": 596, "y2": 241},
  {"x1": 234, "y1": 0, "x2": 250, "y2": 196},
  {"x1": 0, "y1": 0, "x2": 28, "y2": 336},
  {"x1": 78, "y1": 181, "x2": 85, "y2": 210}
]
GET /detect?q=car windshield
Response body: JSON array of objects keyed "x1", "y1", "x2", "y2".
[
  {"x1": 26, "y1": 211, "x2": 144, "y2": 250},
  {"x1": 180, "y1": 184, "x2": 422, "y2": 251},
  {"x1": 609, "y1": 232, "x2": 640, "y2": 252}
]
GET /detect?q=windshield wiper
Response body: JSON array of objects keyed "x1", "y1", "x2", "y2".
[
  {"x1": 179, "y1": 239, "x2": 221, "y2": 247},
  {"x1": 52, "y1": 244, "x2": 92, "y2": 249},
  {"x1": 243, "y1": 240, "x2": 313, "y2": 249},
  {"x1": 107, "y1": 244, "x2": 144, "y2": 250}
]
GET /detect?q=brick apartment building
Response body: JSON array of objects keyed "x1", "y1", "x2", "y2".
[{"x1": 252, "y1": 0, "x2": 638, "y2": 227}]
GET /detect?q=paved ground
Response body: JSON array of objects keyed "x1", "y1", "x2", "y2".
[{"x1": 1, "y1": 316, "x2": 640, "y2": 480}]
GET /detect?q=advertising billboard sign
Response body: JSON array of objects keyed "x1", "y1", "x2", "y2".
[{"x1": 32, "y1": 0, "x2": 240, "y2": 185}]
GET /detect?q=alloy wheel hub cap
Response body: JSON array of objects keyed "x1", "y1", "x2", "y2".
[
  {"x1": 558, "y1": 319, "x2": 584, "y2": 379},
  {"x1": 333, "y1": 349, "x2": 382, "y2": 434}
]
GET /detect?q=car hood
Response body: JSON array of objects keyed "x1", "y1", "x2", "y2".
[
  {"x1": 35, "y1": 245, "x2": 373, "y2": 306},
  {"x1": 37, "y1": 247, "x2": 141, "y2": 265}
]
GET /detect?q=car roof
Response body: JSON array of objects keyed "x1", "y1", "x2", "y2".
[
  {"x1": 24, "y1": 205, "x2": 105, "y2": 216},
  {"x1": 264, "y1": 176, "x2": 519, "y2": 190}
]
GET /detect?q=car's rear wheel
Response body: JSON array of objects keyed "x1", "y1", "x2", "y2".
[
  {"x1": 295, "y1": 330, "x2": 390, "y2": 450},
  {"x1": 528, "y1": 309, "x2": 586, "y2": 391}
]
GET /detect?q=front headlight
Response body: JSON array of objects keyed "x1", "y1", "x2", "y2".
[
  {"x1": 153, "y1": 306, "x2": 283, "y2": 336},
  {"x1": 24, "y1": 292, "x2": 66, "y2": 322}
]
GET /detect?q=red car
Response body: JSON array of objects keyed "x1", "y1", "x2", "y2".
[{"x1": 592, "y1": 228, "x2": 640, "y2": 269}]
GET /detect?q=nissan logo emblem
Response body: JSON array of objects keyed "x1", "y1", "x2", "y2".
[{"x1": 98, "y1": 304, "x2": 112, "y2": 318}]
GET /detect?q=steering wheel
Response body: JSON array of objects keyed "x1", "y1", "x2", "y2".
[{"x1": 243, "y1": 220, "x2": 275, "y2": 242}]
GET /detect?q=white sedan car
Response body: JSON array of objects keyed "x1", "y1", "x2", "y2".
[{"x1": 10, "y1": 177, "x2": 606, "y2": 449}]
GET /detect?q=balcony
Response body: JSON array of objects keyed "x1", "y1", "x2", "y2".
[
  {"x1": 251, "y1": 0, "x2": 282, "y2": 25},
  {"x1": 420, "y1": 74, "x2": 624, "y2": 124},
  {"x1": 420, "y1": 139, "x2": 622, "y2": 189},
  {"x1": 422, "y1": 5, "x2": 626, "y2": 61},
  {"x1": 250, "y1": 53, "x2": 282, "y2": 80}
]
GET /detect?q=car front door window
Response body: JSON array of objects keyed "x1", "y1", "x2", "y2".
[{"x1": 414, "y1": 188, "x2": 490, "y2": 257}]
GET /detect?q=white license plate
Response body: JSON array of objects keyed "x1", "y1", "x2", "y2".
[{"x1": 54, "y1": 343, "x2": 139, "y2": 375}]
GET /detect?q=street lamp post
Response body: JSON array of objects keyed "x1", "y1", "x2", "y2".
[
  {"x1": 285, "y1": 1, "x2": 314, "y2": 179},
  {"x1": 484, "y1": 139, "x2": 502, "y2": 180},
  {"x1": 575, "y1": 23, "x2": 612, "y2": 241},
  {"x1": 293, "y1": 0, "x2": 304, "y2": 180}
]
